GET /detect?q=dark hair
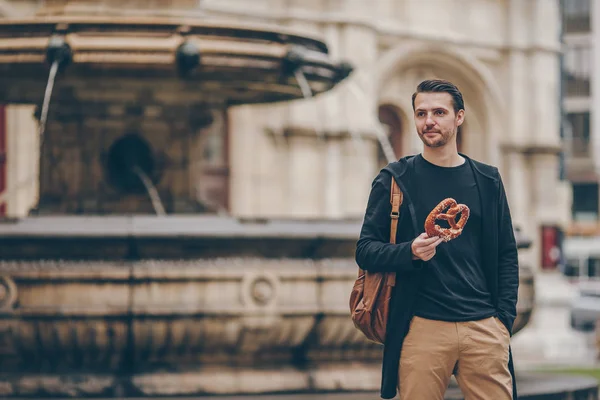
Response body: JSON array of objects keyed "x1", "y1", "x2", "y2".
[{"x1": 411, "y1": 79, "x2": 464, "y2": 114}]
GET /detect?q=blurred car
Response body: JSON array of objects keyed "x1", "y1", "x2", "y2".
[
  {"x1": 570, "y1": 283, "x2": 600, "y2": 332},
  {"x1": 565, "y1": 236, "x2": 600, "y2": 332}
]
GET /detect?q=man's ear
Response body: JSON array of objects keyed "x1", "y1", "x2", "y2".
[{"x1": 456, "y1": 109, "x2": 465, "y2": 126}]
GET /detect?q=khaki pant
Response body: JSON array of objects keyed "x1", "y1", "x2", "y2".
[{"x1": 399, "y1": 315, "x2": 512, "y2": 400}]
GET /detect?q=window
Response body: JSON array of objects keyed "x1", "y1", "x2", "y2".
[
  {"x1": 572, "y1": 183, "x2": 599, "y2": 221},
  {"x1": 565, "y1": 112, "x2": 590, "y2": 156},
  {"x1": 588, "y1": 258, "x2": 600, "y2": 278},
  {"x1": 563, "y1": 45, "x2": 591, "y2": 97},
  {"x1": 564, "y1": 257, "x2": 581, "y2": 278},
  {"x1": 562, "y1": 0, "x2": 591, "y2": 33},
  {"x1": 564, "y1": 257, "x2": 600, "y2": 280},
  {"x1": 196, "y1": 109, "x2": 230, "y2": 212}
]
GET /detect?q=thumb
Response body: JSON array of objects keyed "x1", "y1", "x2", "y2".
[{"x1": 419, "y1": 232, "x2": 429, "y2": 239}]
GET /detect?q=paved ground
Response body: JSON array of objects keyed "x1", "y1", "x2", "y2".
[{"x1": 10, "y1": 373, "x2": 600, "y2": 400}]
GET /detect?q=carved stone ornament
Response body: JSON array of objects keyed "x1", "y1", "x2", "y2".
[{"x1": 0, "y1": 277, "x2": 17, "y2": 311}]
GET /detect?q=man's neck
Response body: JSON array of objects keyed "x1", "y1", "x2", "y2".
[{"x1": 422, "y1": 146, "x2": 465, "y2": 167}]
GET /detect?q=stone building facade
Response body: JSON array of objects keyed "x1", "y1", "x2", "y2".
[
  {"x1": 562, "y1": 0, "x2": 600, "y2": 230},
  {"x1": 561, "y1": 0, "x2": 600, "y2": 283},
  {"x1": 0, "y1": 0, "x2": 569, "y2": 273}
]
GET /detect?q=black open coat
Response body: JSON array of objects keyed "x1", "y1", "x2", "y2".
[{"x1": 355, "y1": 155, "x2": 519, "y2": 399}]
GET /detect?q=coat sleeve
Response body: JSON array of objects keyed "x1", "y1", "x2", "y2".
[
  {"x1": 355, "y1": 171, "x2": 423, "y2": 274},
  {"x1": 496, "y1": 171, "x2": 519, "y2": 336}
]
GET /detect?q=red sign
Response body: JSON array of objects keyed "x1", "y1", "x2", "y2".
[{"x1": 541, "y1": 225, "x2": 563, "y2": 270}]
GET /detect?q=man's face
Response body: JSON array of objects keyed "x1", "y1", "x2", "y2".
[{"x1": 413, "y1": 92, "x2": 464, "y2": 148}]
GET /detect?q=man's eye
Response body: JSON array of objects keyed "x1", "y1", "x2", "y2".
[
  {"x1": 417, "y1": 112, "x2": 425, "y2": 117},
  {"x1": 436, "y1": 110, "x2": 445, "y2": 116}
]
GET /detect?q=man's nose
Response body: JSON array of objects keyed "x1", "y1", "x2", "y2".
[{"x1": 425, "y1": 114, "x2": 435, "y2": 126}]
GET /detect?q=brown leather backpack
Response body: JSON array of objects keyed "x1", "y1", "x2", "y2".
[{"x1": 350, "y1": 176, "x2": 403, "y2": 344}]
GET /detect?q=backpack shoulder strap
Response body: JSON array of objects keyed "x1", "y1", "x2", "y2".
[
  {"x1": 388, "y1": 176, "x2": 403, "y2": 287},
  {"x1": 389, "y1": 176, "x2": 403, "y2": 244}
]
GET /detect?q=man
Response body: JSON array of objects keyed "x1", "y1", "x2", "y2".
[{"x1": 355, "y1": 79, "x2": 519, "y2": 399}]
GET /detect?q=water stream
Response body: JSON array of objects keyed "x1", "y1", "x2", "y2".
[
  {"x1": 294, "y1": 69, "x2": 325, "y2": 141},
  {"x1": 39, "y1": 61, "x2": 59, "y2": 144},
  {"x1": 132, "y1": 166, "x2": 166, "y2": 216},
  {"x1": 293, "y1": 69, "x2": 313, "y2": 101}
]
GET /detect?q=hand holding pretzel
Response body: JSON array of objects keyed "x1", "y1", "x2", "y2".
[
  {"x1": 411, "y1": 232, "x2": 444, "y2": 261},
  {"x1": 425, "y1": 198, "x2": 470, "y2": 242}
]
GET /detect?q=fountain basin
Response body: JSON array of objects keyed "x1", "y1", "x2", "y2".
[
  {"x1": 0, "y1": 6, "x2": 353, "y2": 216},
  {"x1": 0, "y1": 216, "x2": 534, "y2": 397},
  {"x1": 0, "y1": 17, "x2": 350, "y2": 107}
]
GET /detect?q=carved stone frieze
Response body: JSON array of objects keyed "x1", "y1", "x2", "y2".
[{"x1": 0, "y1": 256, "x2": 534, "y2": 396}]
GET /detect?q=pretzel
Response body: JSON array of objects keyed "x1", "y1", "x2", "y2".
[{"x1": 424, "y1": 198, "x2": 470, "y2": 242}]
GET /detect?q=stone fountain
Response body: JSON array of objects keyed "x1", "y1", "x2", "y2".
[{"x1": 0, "y1": 1, "x2": 541, "y2": 398}]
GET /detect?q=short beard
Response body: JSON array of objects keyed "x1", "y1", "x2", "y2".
[
  {"x1": 423, "y1": 138, "x2": 447, "y2": 148},
  {"x1": 419, "y1": 129, "x2": 454, "y2": 148}
]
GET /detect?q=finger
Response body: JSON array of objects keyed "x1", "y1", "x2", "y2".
[
  {"x1": 415, "y1": 232, "x2": 429, "y2": 242},
  {"x1": 425, "y1": 247, "x2": 437, "y2": 257},
  {"x1": 422, "y1": 234, "x2": 440, "y2": 243},
  {"x1": 423, "y1": 238, "x2": 444, "y2": 251},
  {"x1": 420, "y1": 248, "x2": 436, "y2": 259},
  {"x1": 415, "y1": 235, "x2": 440, "y2": 247},
  {"x1": 421, "y1": 251, "x2": 435, "y2": 261}
]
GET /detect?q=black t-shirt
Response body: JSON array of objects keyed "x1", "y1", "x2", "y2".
[{"x1": 412, "y1": 154, "x2": 496, "y2": 321}]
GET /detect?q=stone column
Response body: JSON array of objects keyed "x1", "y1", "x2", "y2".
[
  {"x1": 337, "y1": 22, "x2": 379, "y2": 218},
  {"x1": 322, "y1": 22, "x2": 344, "y2": 219},
  {"x1": 287, "y1": 135, "x2": 323, "y2": 218},
  {"x1": 504, "y1": 0, "x2": 533, "y2": 242},
  {"x1": 4, "y1": 105, "x2": 38, "y2": 217},
  {"x1": 229, "y1": 101, "x2": 292, "y2": 218},
  {"x1": 593, "y1": 0, "x2": 600, "y2": 176},
  {"x1": 324, "y1": 140, "x2": 342, "y2": 218},
  {"x1": 507, "y1": 0, "x2": 530, "y2": 150}
]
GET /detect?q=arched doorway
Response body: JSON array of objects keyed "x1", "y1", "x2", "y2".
[{"x1": 377, "y1": 104, "x2": 403, "y2": 167}]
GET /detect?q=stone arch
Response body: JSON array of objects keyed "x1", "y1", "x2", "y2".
[
  {"x1": 377, "y1": 103, "x2": 404, "y2": 167},
  {"x1": 375, "y1": 43, "x2": 505, "y2": 166},
  {"x1": 0, "y1": 1, "x2": 17, "y2": 19}
]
